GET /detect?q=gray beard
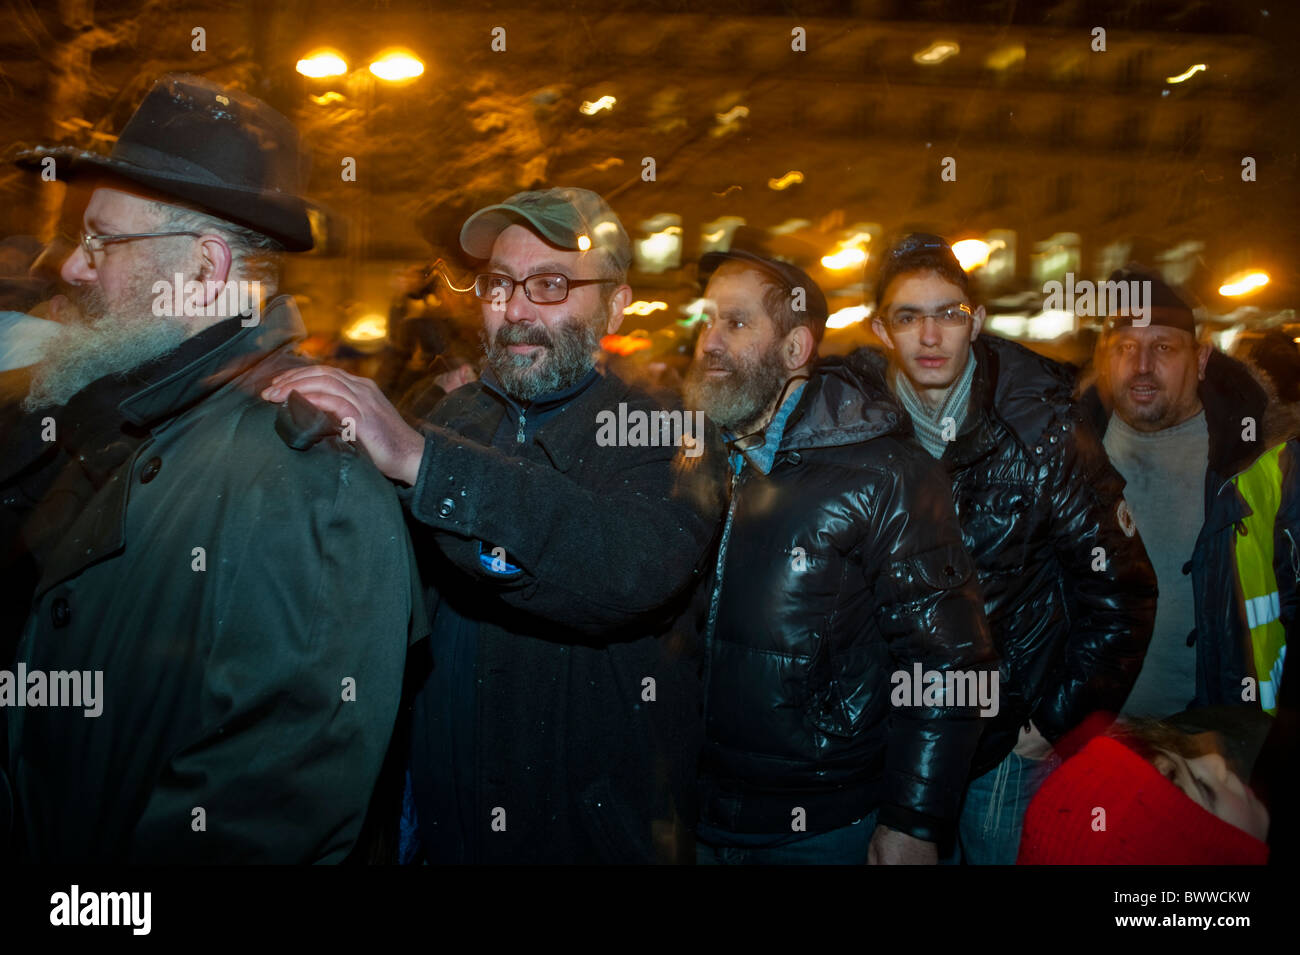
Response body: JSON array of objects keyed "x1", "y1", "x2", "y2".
[
  {"x1": 23, "y1": 284, "x2": 190, "y2": 412},
  {"x1": 481, "y1": 317, "x2": 600, "y2": 402},
  {"x1": 683, "y1": 341, "x2": 789, "y2": 435}
]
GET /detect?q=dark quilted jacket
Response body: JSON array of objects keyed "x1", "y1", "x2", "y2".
[
  {"x1": 698, "y1": 355, "x2": 998, "y2": 842},
  {"x1": 853, "y1": 336, "x2": 1157, "y2": 777}
]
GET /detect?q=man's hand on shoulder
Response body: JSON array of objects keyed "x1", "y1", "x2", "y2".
[
  {"x1": 262, "y1": 366, "x2": 425, "y2": 486},
  {"x1": 867, "y1": 824, "x2": 938, "y2": 865}
]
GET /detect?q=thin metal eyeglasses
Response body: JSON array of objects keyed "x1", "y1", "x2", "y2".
[
  {"x1": 474, "y1": 272, "x2": 616, "y2": 306},
  {"x1": 80, "y1": 230, "x2": 202, "y2": 261},
  {"x1": 884, "y1": 303, "x2": 974, "y2": 329}
]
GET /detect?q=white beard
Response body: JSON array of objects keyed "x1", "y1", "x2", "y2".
[{"x1": 23, "y1": 283, "x2": 191, "y2": 412}]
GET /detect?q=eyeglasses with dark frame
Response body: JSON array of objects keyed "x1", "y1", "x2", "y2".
[
  {"x1": 884, "y1": 303, "x2": 974, "y2": 330},
  {"x1": 474, "y1": 272, "x2": 617, "y2": 306},
  {"x1": 80, "y1": 230, "x2": 202, "y2": 261}
]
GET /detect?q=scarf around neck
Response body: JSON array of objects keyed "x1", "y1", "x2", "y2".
[{"x1": 891, "y1": 347, "x2": 977, "y2": 459}]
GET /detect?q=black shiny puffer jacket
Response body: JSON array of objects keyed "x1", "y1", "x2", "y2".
[
  {"x1": 698, "y1": 356, "x2": 997, "y2": 843},
  {"x1": 851, "y1": 337, "x2": 1158, "y2": 777}
]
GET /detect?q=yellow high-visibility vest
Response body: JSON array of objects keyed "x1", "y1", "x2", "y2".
[{"x1": 1232, "y1": 443, "x2": 1290, "y2": 715}]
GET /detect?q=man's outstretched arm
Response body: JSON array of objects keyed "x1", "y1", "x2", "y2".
[{"x1": 263, "y1": 366, "x2": 728, "y2": 637}]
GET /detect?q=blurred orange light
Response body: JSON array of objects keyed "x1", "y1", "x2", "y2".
[
  {"x1": 623, "y1": 301, "x2": 668, "y2": 317},
  {"x1": 826, "y1": 305, "x2": 870, "y2": 329},
  {"x1": 914, "y1": 41, "x2": 960, "y2": 65},
  {"x1": 986, "y1": 45, "x2": 1025, "y2": 70},
  {"x1": 821, "y1": 233, "x2": 873, "y2": 271},
  {"x1": 1167, "y1": 64, "x2": 1206, "y2": 84},
  {"x1": 344, "y1": 314, "x2": 388, "y2": 342},
  {"x1": 297, "y1": 51, "x2": 348, "y2": 78},
  {"x1": 601, "y1": 334, "x2": 653, "y2": 356},
  {"x1": 369, "y1": 51, "x2": 424, "y2": 82},
  {"x1": 580, "y1": 96, "x2": 616, "y2": 115},
  {"x1": 1219, "y1": 271, "x2": 1269, "y2": 297},
  {"x1": 822, "y1": 247, "x2": 867, "y2": 270}
]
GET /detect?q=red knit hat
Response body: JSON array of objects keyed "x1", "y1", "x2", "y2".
[{"x1": 1017, "y1": 736, "x2": 1269, "y2": 865}]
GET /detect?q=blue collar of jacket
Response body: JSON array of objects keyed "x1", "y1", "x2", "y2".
[{"x1": 728, "y1": 381, "x2": 805, "y2": 475}]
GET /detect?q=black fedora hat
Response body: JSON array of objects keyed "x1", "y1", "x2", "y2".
[{"x1": 14, "y1": 73, "x2": 315, "y2": 251}]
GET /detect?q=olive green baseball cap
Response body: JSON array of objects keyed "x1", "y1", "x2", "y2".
[{"x1": 459, "y1": 186, "x2": 632, "y2": 270}]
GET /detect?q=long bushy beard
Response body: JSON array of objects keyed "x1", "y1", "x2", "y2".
[
  {"x1": 23, "y1": 280, "x2": 190, "y2": 412},
  {"x1": 482, "y1": 316, "x2": 600, "y2": 402},
  {"x1": 684, "y1": 341, "x2": 789, "y2": 435}
]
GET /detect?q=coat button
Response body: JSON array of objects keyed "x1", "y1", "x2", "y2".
[
  {"x1": 51, "y1": 597, "x2": 71, "y2": 628},
  {"x1": 437, "y1": 497, "x2": 456, "y2": 518},
  {"x1": 140, "y1": 457, "x2": 162, "y2": 484}
]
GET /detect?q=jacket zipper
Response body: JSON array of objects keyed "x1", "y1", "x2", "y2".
[
  {"x1": 702, "y1": 468, "x2": 743, "y2": 717},
  {"x1": 516, "y1": 411, "x2": 526, "y2": 444}
]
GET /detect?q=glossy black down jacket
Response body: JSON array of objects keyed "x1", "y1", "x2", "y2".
[
  {"x1": 851, "y1": 337, "x2": 1158, "y2": 777},
  {"x1": 698, "y1": 356, "x2": 997, "y2": 842}
]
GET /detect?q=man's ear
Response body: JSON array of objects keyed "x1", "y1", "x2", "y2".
[
  {"x1": 195, "y1": 234, "x2": 234, "y2": 305},
  {"x1": 605, "y1": 283, "x2": 631, "y2": 335},
  {"x1": 1196, "y1": 340, "x2": 1212, "y2": 380},
  {"x1": 970, "y1": 304, "x2": 985, "y2": 341},
  {"x1": 871, "y1": 317, "x2": 895, "y2": 352},
  {"x1": 783, "y1": 325, "x2": 817, "y2": 371}
]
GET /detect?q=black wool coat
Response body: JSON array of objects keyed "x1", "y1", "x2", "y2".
[
  {"x1": 403, "y1": 369, "x2": 728, "y2": 863},
  {"x1": 3, "y1": 298, "x2": 423, "y2": 863}
]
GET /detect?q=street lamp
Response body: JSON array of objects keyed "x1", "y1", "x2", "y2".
[
  {"x1": 296, "y1": 48, "x2": 425, "y2": 85},
  {"x1": 296, "y1": 50, "x2": 348, "y2": 78},
  {"x1": 294, "y1": 45, "x2": 426, "y2": 324},
  {"x1": 369, "y1": 50, "x2": 425, "y2": 82}
]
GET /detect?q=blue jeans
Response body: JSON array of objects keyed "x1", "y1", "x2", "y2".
[
  {"x1": 696, "y1": 811, "x2": 878, "y2": 865},
  {"x1": 944, "y1": 750, "x2": 1059, "y2": 865}
]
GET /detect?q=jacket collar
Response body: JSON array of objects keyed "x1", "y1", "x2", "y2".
[
  {"x1": 944, "y1": 345, "x2": 1003, "y2": 468},
  {"x1": 729, "y1": 381, "x2": 805, "y2": 475},
  {"x1": 1199, "y1": 349, "x2": 1269, "y2": 479},
  {"x1": 844, "y1": 337, "x2": 1067, "y2": 465},
  {"x1": 0, "y1": 297, "x2": 303, "y2": 487},
  {"x1": 970, "y1": 335, "x2": 1077, "y2": 455},
  {"x1": 444, "y1": 366, "x2": 629, "y2": 473},
  {"x1": 31, "y1": 295, "x2": 306, "y2": 598},
  {"x1": 118, "y1": 294, "x2": 306, "y2": 430},
  {"x1": 478, "y1": 364, "x2": 601, "y2": 420},
  {"x1": 779, "y1": 353, "x2": 908, "y2": 452}
]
